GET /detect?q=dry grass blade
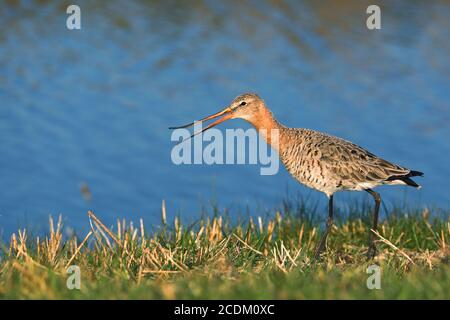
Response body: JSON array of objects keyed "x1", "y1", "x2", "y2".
[
  {"x1": 161, "y1": 199, "x2": 167, "y2": 225},
  {"x1": 371, "y1": 229, "x2": 415, "y2": 265},
  {"x1": 87, "y1": 210, "x2": 122, "y2": 247},
  {"x1": 93, "y1": 220, "x2": 113, "y2": 249},
  {"x1": 46, "y1": 216, "x2": 63, "y2": 266},
  {"x1": 154, "y1": 242, "x2": 188, "y2": 272},
  {"x1": 65, "y1": 231, "x2": 93, "y2": 269},
  {"x1": 280, "y1": 241, "x2": 298, "y2": 268},
  {"x1": 232, "y1": 233, "x2": 263, "y2": 255}
]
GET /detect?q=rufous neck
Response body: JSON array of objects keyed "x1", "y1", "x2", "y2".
[{"x1": 248, "y1": 107, "x2": 283, "y2": 151}]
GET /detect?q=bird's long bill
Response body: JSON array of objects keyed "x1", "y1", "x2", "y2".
[{"x1": 169, "y1": 107, "x2": 233, "y2": 143}]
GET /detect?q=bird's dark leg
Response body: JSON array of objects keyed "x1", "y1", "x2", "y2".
[
  {"x1": 314, "y1": 194, "x2": 334, "y2": 260},
  {"x1": 365, "y1": 189, "x2": 381, "y2": 259}
]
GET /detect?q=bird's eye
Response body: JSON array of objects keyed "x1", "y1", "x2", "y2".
[{"x1": 240, "y1": 101, "x2": 247, "y2": 106}]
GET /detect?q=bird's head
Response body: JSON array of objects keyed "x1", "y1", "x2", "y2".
[{"x1": 227, "y1": 93, "x2": 266, "y2": 121}]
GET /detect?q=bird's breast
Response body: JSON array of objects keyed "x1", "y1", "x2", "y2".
[{"x1": 280, "y1": 147, "x2": 338, "y2": 194}]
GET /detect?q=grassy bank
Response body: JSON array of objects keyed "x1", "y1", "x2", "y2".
[{"x1": 0, "y1": 204, "x2": 449, "y2": 299}]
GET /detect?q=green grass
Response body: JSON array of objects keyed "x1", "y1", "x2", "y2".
[{"x1": 0, "y1": 203, "x2": 448, "y2": 299}]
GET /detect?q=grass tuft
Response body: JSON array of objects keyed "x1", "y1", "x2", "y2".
[{"x1": 0, "y1": 204, "x2": 449, "y2": 299}]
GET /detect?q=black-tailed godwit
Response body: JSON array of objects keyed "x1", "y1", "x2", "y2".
[{"x1": 170, "y1": 93, "x2": 423, "y2": 259}]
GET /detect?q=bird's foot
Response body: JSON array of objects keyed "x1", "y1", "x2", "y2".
[
  {"x1": 367, "y1": 244, "x2": 378, "y2": 260},
  {"x1": 313, "y1": 225, "x2": 332, "y2": 261},
  {"x1": 313, "y1": 245, "x2": 324, "y2": 261},
  {"x1": 313, "y1": 238, "x2": 327, "y2": 261}
]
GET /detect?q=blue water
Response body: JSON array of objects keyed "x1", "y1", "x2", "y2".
[{"x1": 1, "y1": 0, "x2": 449, "y2": 235}]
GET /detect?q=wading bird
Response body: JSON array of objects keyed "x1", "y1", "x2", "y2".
[{"x1": 169, "y1": 93, "x2": 423, "y2": 259}]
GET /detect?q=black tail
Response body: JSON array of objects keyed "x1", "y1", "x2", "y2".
[
  {"x1": 409, "y1": 170, "x2": 424, "y2": 177},
  {"x1": 386, "y1": 170, "x2": 424, "y2": 188}
]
